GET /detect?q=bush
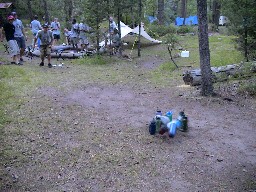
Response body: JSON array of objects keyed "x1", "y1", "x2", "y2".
[
  {"x1": 238, "y1": 82, "x2": 256, "y2": 96},
  {"x1": 146, "y1": 24, "x2": 177, "y2": 38},
  {"x1": 176, "y1": 25, "x2": 194, "y2": 34}
]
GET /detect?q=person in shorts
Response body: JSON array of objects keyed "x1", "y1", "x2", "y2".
[
  {"x1": 70, "y1": 19, "x2": 79, "y2": 51},
  {"x1": 50, "y1": 18, "x2": 61, "y2": 46},
  {"x1": 110, "y1": 28, "x2": 122, "y2": 55},
  {"x1": 33, "y1": 24, "x2": 53, "y2": 68},
  {"x1": 79, "y1": 20, "x2": 90, "y2": 51},
  {"x1": 30, "y1": 15, "x2": 42, "y2": 47},
  {"x1": 1, "y1": 15, "x2": 20, "y2": 65},
  {"x1": 64, "y1": 28, "x2": 71, "y2": 45},
  {"x1": 11, "y1": 12, "x2": 27, "y2": 62}
]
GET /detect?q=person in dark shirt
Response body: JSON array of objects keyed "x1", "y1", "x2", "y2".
[{"x1": 1, "y1": 15, "x2": 21, "y2": 65}]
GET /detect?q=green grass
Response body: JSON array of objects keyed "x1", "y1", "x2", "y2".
[{"x1": 174, "y1": 34, "x2": 244, "y2": 68}]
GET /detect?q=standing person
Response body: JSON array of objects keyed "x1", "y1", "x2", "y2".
[
  {"x1": 11, "y1": 12, "x2": 27, "y2": 62},
  {"x1": 109, "y1": 16, "x2": 117, "y2": 34},
  {"x1": 70, "y1": 19, "x2": 79, "y2": 51},
  {"x1": 79, "y1": 20, "x2": 90, "y2": 51},
  {"x1": 64, "y1": 28, "x2": 71, "y2": 45},
  {"x1": 33, "y1": 24, "x2": 53, "y2": 68},
  {"x1": 50, "y1": 18, "x2": 61, "y2": 46},
  {"x1": 30, "y1": 15, "x2": 42, "y2": 47},
  {"x1": 1, "y1": 15, "x2": 20, "y2": 65},
  {"x1": 110, "y1": 28, "x2": 122, "y2": 55}
]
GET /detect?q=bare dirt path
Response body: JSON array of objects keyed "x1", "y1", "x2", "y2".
[{"x1": 0, "y1": 45, "x2": 256, "y2": 191}]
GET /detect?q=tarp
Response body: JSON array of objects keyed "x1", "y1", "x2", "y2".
[
  {"x1": 120, "y1": 21, "x2": 133, "y2": 38},
  {"x1": 99, "y1": 21, "x2": 162, "y2": 46},
  {"x1": 132, "y1": 25, "x2": 162, "y2": 43},
  {"x1": 147, "y1": 16, "x2": 158, "y2": 24},
  {"x1": 0, "y1": 3, "x2": 12, "y2": 9},
  {"x1": 175, "y1": 15, "x2": 198, "y2": 26}
]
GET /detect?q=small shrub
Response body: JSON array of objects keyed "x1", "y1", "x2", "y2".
[
  {"x1": 147, "y1": 25, "x2": 177, "y2": 38},
  {"x1": 238, "y1": 82, "x2": 256, "y2": 96},
  {"x1": 176, "y1": 26, "x2": 194, "y2": 34}
]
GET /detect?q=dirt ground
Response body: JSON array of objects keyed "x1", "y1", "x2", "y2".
[{"x1": 0, "y1": 42, "x2": 256, "y2": 192}]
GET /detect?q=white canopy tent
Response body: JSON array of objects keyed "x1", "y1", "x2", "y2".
[
  {"x1": 132, "y1": 25, "x2": 162, "y2": 43},
  {"x1": 99, "y1": 21, "x2": 162, "y2": 46}
]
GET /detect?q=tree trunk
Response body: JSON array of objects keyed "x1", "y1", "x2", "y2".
[
  {"x1": 64, "y1": 0, "x2": 73, "y2": 28},
  {"x1": 138, "y1": 0, "x2": 142, "y2": 57},
  {"x1": 157, "y1": 0, "x2": 165, "y2": 25},
  {"x1": 197, "y1": 0, "x2": 214, "y2": 96},
  {"x1": 42, "y1": 0, "x2": 50, "y2": 24},
  {"x1": 212, "y1": 0, "x2": 221, "y2": 29},
  {"x1": 26, "y1": 0, "x2": 33, "y2": 22},
  {"x1": 181, "y1": 0, "x2": 187, "y2": 25}
]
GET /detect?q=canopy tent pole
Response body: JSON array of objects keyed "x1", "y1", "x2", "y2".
[{"x1": 138, "y1": 0, "x2": 142, "y2": 57}]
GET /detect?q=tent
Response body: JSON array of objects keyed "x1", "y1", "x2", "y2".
[
  {"x1": 99, "y1": 21, "x2": 162, "y2": 46},
  {"x1": 147, "y1": 15, "x2": 158, "y2": 24},
  {"x1": 132, "y1": 24, "x2": 162, "y2": 43},
  {"x1": 175, "y1": 15, "x2": 198, "y2": 26}
]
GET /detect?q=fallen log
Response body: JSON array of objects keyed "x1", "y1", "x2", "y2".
[
  {"x1": 31, "y1": 49, "x2": 86, "y2": 59},
  {"x1": 183, "y1": 64, "x2": 239, "y2": 86}
]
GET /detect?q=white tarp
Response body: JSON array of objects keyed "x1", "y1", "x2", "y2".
[
  {"x1": 99, "y1": 21, "x2": 162, "y2": 46},
  {"x1": 120, "y1": 21, "x2": 133, "y2": 38},
  {"x1": 132, "y1": 25, "x2": 162, "y2": 43}
]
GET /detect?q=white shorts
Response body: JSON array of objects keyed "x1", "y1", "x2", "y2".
[{"x1": 7, "y1": 40, "x2": 20, "y2": 56}]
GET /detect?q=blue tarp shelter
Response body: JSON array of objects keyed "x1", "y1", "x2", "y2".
[
  {"x1": 147, "y1": 16, "x2": 158, "y2": 23},
  {"x1": 175, "y1": 15, "x2": 198, "y2": 26}
]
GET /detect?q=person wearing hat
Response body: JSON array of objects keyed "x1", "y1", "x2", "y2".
[
  {"x1": 33, "y1": 24, "x2": 53, "y2": 68},
  {"x1": 1, "y1": 15, "x2": 21, "y2": 65},
  {"x1": 11, "y1": 12, "x2": 27, "y2": 62}
]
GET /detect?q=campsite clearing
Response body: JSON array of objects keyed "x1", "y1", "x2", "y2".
[{"x1": 0, "y1": 30, "x2": 255, "y2": 192}]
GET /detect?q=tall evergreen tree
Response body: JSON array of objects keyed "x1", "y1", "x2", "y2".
[
  {"x1": 221, "y1": 0, "x2": 256, "y2": 61},
  {"x1": 157, "y1": 0, "x2": 165, "y2": 25}
]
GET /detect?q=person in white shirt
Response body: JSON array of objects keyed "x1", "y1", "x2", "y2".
[
  {"x1": 109, "y1": 16, "x2": 117, "y2": 34},
  {"x1": 70, "y1": 19, "x2": 79, "y2": 51},
  {"x1": 12, "y1": 12, "x2": 27, "y2": 62},
  {"x1": 50, "y1": 18, "x2": 61, "y2": 46},
  {"x1": 30, "y1": 15, "x2": 42, "y2": 47},
  {"x1": 79, "y1": 20, "x2": 90, "y2": 51}
]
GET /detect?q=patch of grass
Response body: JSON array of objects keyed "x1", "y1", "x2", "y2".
[
  {"x1": 209, "y1": 35, "x2": 243, "y2": 67},
  {"x1": 76, "y1": 55, "x2": 114, "y2": 65},
  {"x1": 238, "y1": 81, "x2": 256, "y2": 96},
  {"x1": 176, "y1": 34, "x2": 244, "y2": 68}
]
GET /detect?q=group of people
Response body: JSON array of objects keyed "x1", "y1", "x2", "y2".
[
  {"x1": 1, "y1": 12, "x2": 121, "y2": 67},
  {"x1": 1, "y1": 12, "x2": 91, "y2": 68},
  {"x1": 64, "y1": 18, "x2": 91, "y2": 52},
  {"x1": 1, "y1": 12, "x2": 26, "y2": 65},
  {"x1": 31, "y1": 16, "x2": 62, "y2": 68},
  {"x1": 32, "y1": 17, "x2": 91, "y2": 67}
]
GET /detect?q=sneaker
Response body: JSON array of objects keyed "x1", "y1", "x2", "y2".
[
  {"x1": 20, "y1": 58, "x2": 24, "y2": 62},
  {"x1": 48, "y1": 63, "x2": 52, "y2": 68},
  {"x1": 39, "y1": 62, "x2": 44, "y2": 66},
  {"x1": 18, "y1": 62, "x2": 23, "y2": 65},
  {"x1": 11, "y1": 62, "x2": 16, "y2": 64}
]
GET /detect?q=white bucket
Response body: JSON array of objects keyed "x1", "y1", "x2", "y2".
[{"x1": 181, "y1": 50, "x2": 190, "y2": 57}]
